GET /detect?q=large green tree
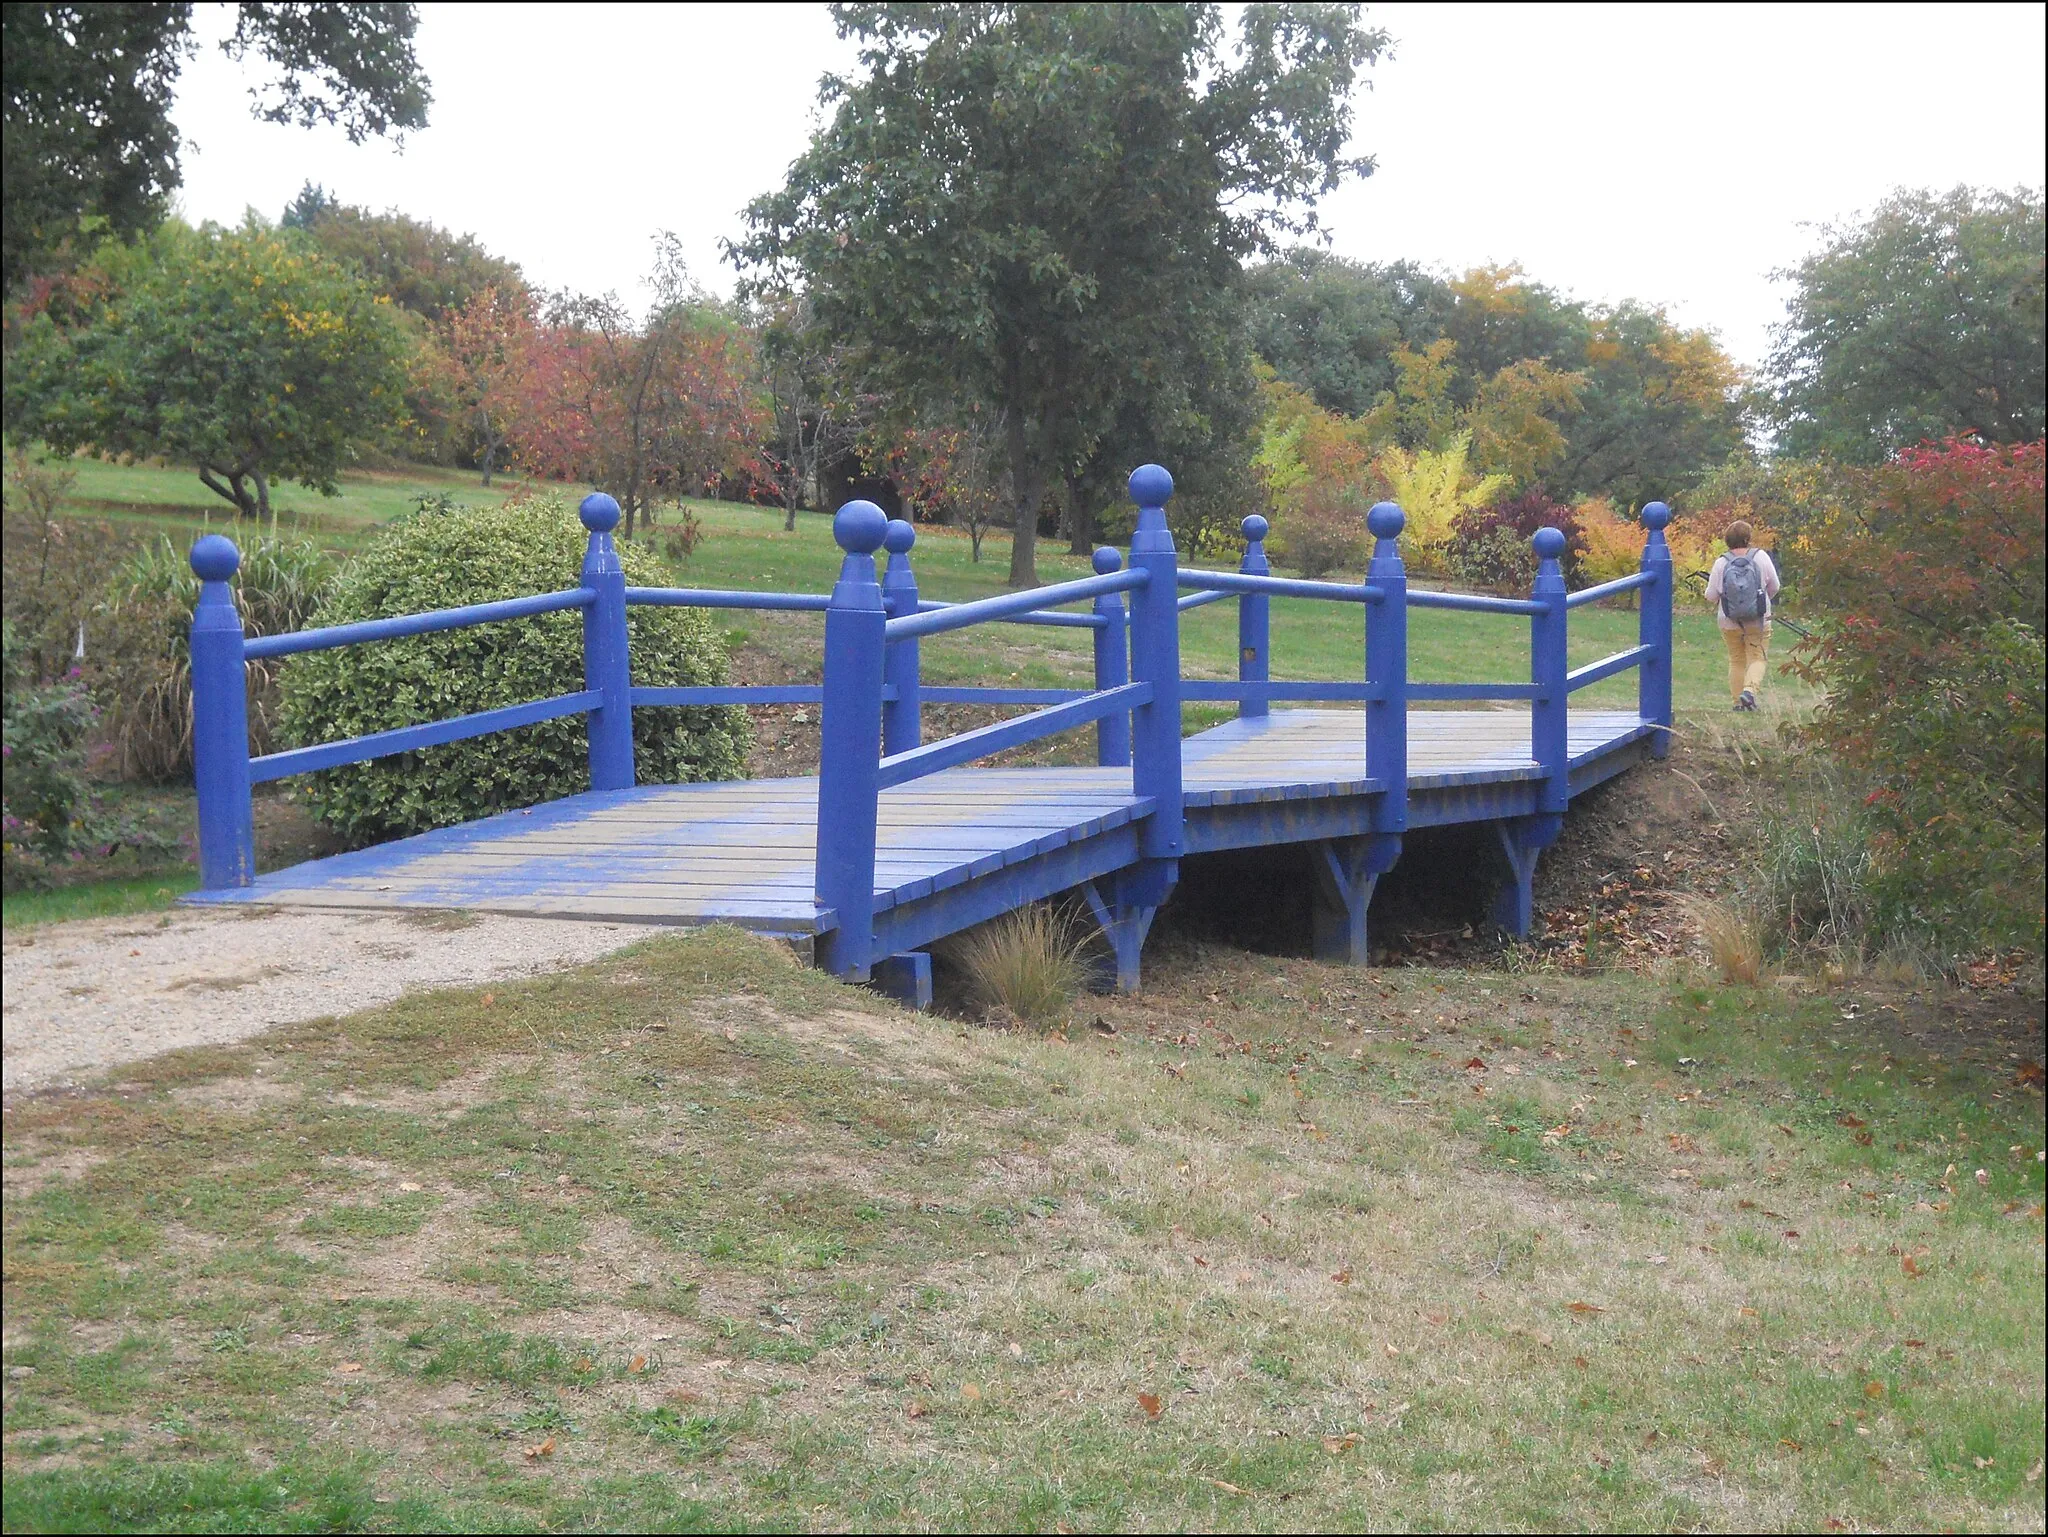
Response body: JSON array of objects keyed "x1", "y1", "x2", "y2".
[
  {"x1": 1244, "y1": 250, "x2": 1449, "y2": 419},
  {"x1": 733, "y1": 2, "x2": 1388, "y2": 585},
  {"x1": 1, "y1": 2, "x2": 429, "y2": 294},
  {"x1": 1766, "y1": 185, "x2": 2046, "y2": 461},
  {"x1": 5, "y1": 220, "x2": 411, "y2": 520},
  {"x1": 281, "y1": 183, "x2": 523, "y2": 323}
]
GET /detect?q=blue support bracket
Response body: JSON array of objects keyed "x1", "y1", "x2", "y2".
[
  {"x1": 871, "y1": 951, "x2": 933, "y2": 1011},
  {"x1": 1084, "y1": 859, "x2": 1177, "y2": 993},
  {"x1": 1492, "y1": 814, "x2": 1564, "y2": 937},
  {"x1": 1311, "y1": 833, "x2": 1402, "y2": 966}
]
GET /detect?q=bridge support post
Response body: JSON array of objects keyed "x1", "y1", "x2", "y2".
[
  {"x1": 1492, "y1": 814, "x2": 1564, "y2": 937},
  {"x1": 816, "y1": 502, "x2": 890, "y2": 982},
  {"x1": 1531, "y1": 527, "x2": 1570, "y2": 818},
  {"x1": 881, "y1": 519, "x2": 922, "y2": 756},
  {"x1": 188, "y1": 534, "x2": 255, "y2": 889},
  {"x1": 1638, "y1": 501, "x2": 1673, "y2": 759},
  {"x1": 579, "y1": 494, "x2": 636, "y2": 792},
  {"x1": 1091, "y1": 548, "x2": 1130, "y2": 766},
  {"x1": 1365, "y1": 502, "x2": 1409, "y2": 846},
  {"x1": 1085, "y1": 859, "x2": 1177, "y2": 993},
  {"x1": 871, "y1": 951, "x2": 933, "y2": 1010},
  {"x1": 1238, "y1": 514, "x2": 1270, "y2": 720},
  {"x1": 1127, "y1": 463, "x2": 1183, "y2": 864},
  {"x1": 1311, "y1": 833, "x2": 1402, "y2": 966}
]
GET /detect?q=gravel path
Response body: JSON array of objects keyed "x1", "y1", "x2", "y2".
[{"x1": 3, "y1": 908, "x2": 651, "y2": 1096}]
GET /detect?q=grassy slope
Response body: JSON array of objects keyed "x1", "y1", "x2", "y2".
[{"x1": 2, "y1": 927, "x2": 2041, "y2": 1531}]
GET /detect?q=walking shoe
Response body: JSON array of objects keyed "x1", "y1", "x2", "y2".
[{"x1": 1738, "y1": 689, "x2": 1757, "y2": 712}]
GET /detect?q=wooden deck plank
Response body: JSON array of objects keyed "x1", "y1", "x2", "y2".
[{"x1": 192, "y1": 708, "x2": 1653, "y2": 933}]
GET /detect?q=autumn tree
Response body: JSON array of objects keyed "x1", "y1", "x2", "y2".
[
  {"x1": 1766, "y1": 185, "x2": 2046, "y2": 460},
  {"x1": 2, "y1": 3, "x2": 430, "y2": 293},
  {"x1": 734, "y1": 2, "x2": 1387, "y2": 587},
  {"x1": 5, "y1": 220, "x2": 410, "y2": 522},
  {"x1": 515, "y1": 237, "x2": 765, "y2": 539},
  {"x1": 438, "y1": 284, "x2": 535, "y2": 485}
]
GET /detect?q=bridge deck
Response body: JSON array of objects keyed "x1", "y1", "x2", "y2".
[{"x1": 185, "y1": 708, "x2": 1652, "y2": 935}]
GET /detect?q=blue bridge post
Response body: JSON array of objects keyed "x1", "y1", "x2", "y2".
[
  {"x1": 188, "y1": 534, "x2": 255, "y2": 889},
  {"x1": 579, "y1": 493, "x2": 635, "y2": 791},
  {"x1": 1237, "y1": 514, "x2": 1271, "y2": 720},
  {"x1": 815, "y1": 501, "x2": 889, "y2": 981},
  {"x1": 1311, "y1": 502, "x2": 1407, "y2": 966},
  {"x1": 1086, "y1": 464, "x2": 1183, "y2": 992},
  {"x1": 881, "y1": 518, "x2": 922, "y2": 756},
  {"x1": 1638, "y1": 500, "x2": 1674, "y2": 759},
  {"x1": 1495, "y1": 526, "x2": 1571, "y2": 937},
  {"x1": 1090, "y1": 547, "x2": 1131, "y2": 767}
]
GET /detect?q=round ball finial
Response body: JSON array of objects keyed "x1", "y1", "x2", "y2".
[
  {"x1": 1240, "y1": 513, "x2": 1270, "y2": 543},
  {"x1": 189, "y1": 533, "x2": 240, "y2": 582},
  {"x1": 1367, "y1": 501, "x2": 1405, "y2": 540},
  {"x1": 1641, "y1": 500, "x2": 1671, "y2": 530},
  {"x1": 1127, "y1": 463, "x2": 1173, "y2": 508},
  {"x1": 833, "y1": 499, "x2": 889, "y2": 555},
  {"x1": 579, "y1": 493, "x2": 621, "y2": 533},
  {"x1": 882, "y1": 518, "x2": 917, "y2": 556},
  {"x1": 1091, "y1": 546, "x2": 1123, "y2": 575},
  {"x1": 1532, "y1": 526, "x2": 1568, "y2": 561}
]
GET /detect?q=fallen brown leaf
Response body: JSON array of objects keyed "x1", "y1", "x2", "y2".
[
  {"x1": 524, "y1": 1435, "x2": 555, "y2": 1460},
  {"x1": 905, "y1": 1400, "x2": 928, "y2": 1419},
  {"x1": 1863, "y1": 1381, "x2": 1886, "y2": 1399},
  {"x1": 1901, "y1": 1254, "x2": 1923, "y2": 1278},
  {"x1": 1331, "y1": 1268, "x2": 1352, "y2": 1285},
  {"x1": 1322, "y1": 1433, "x2": 1361, "y2": 1453},
  {"x1": 1136, "y1": 1391, "x2": 1162, "y2": 1419},
  {"x1": 1206, "y1": 1479, "x2": 1248, "y2": 1495},
  {"x1": 628, "y1": 1354, "x2": 648, "y2": 1374},
  {"x1": 960, "y1": 1382, "x2": 981, "y2": 1402},
  {"x1": 1566, "y1": 1301, "x2": 1605, "y2": 1315},
  {"x1": 337, "y1": 1361, "x2": 363, "y2": 1374}
]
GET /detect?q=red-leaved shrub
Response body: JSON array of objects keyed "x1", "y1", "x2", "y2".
[{"x1": 1791, "y1": 436, "x2": 2045, "y2": 958}]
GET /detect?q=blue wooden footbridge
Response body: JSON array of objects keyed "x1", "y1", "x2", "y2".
[{"x1": 183, "y1": 465, "x2": 1674, "y2": 1001}]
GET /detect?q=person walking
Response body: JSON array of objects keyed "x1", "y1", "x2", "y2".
[{"x1": 1703, "y1": 520, "x2": 1780, "y2": 711}]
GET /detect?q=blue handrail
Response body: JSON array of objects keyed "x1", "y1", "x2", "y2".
[
  {"x1": 250, "y1": 691, "x2": 600, "y2": 783},
  {"x1": 626, "y1": 585, "x2": 830, "y2": 612},
  {"x1": 884, "y1": 568, "x2": 1146, "y2": 642},
  {"x1": 876, "y1": 682, "x2": 1152, "y2": 790},
  {"x1": 242, "y1": 588, "x2": 595, "y2": 659},
  {"x1": 1180, "y1": 568, "x2": 1383, "y2": 604},
  {"x1": 1406, "y1": 588, "x2": 1549, "y2": 616},
  {"x1": 1564, "y1": 569, "x2": 1656, "y2": 609}
]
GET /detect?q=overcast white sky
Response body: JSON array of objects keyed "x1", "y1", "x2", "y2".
[{"x1": 168, "y1": 2, "x2": 2047, "y2": 371}]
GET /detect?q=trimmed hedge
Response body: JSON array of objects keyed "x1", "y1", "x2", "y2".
[{"x1": 278, "y1": 496, "x2": 749, "y2": 845}]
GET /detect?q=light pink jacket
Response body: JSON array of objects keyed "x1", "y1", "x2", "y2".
[{"x1": 1704, "y1": 550, "x2": 1780, "y2": 632}]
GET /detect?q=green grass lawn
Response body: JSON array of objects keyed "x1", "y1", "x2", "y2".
[
  {"x1": 3, "y1": 927, "x2": 2040, "y2": 1530},
  {"x1": 19, "y1": 446, "x2": 1796, "y2": 721}
]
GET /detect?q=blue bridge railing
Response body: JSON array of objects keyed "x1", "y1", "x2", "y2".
[{"x1": 185, "y1": 465, "x2": 1674, "y2": 978}]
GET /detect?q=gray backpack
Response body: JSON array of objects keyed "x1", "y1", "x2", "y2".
[{"x1": 1721, "y1": 552, "x2": 1766, "y2": 622}]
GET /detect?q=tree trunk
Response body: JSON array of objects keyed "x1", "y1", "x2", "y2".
[
  {"x1": 479, "y1": 420, "x2": 497, "y2": 487},
  {"x1": 254, "y1": 469, "x2": 271, "y2": 532},
  {"x1": 1065, "y1": 471, "x2": 1097, "y2": 555},
  {"x1": 1005, "y1": 410, "x2": 1043, "y2": 588},
  {"x1": 198, "y1": 465, "x2": 259, "y2": 519}
]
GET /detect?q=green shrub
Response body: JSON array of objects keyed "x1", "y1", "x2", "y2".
[
  {"x1": 2, "y1": 619, "x2": 99, "y2": 882},
  {"x1": 278, "y1": 496, "x2": 750, "y2": 844},
  {"x1": 98, "y1": 533, "x2": 334, "y2": 782}
]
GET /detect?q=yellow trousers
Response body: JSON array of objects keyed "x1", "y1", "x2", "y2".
[{"x1": 1722, "y1": 622, "x2": 1769, "y2": 700}]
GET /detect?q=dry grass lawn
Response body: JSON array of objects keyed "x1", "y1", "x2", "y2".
[{"x1": 2, "y1": 926, "x2": 2042, "y2": 1532}]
